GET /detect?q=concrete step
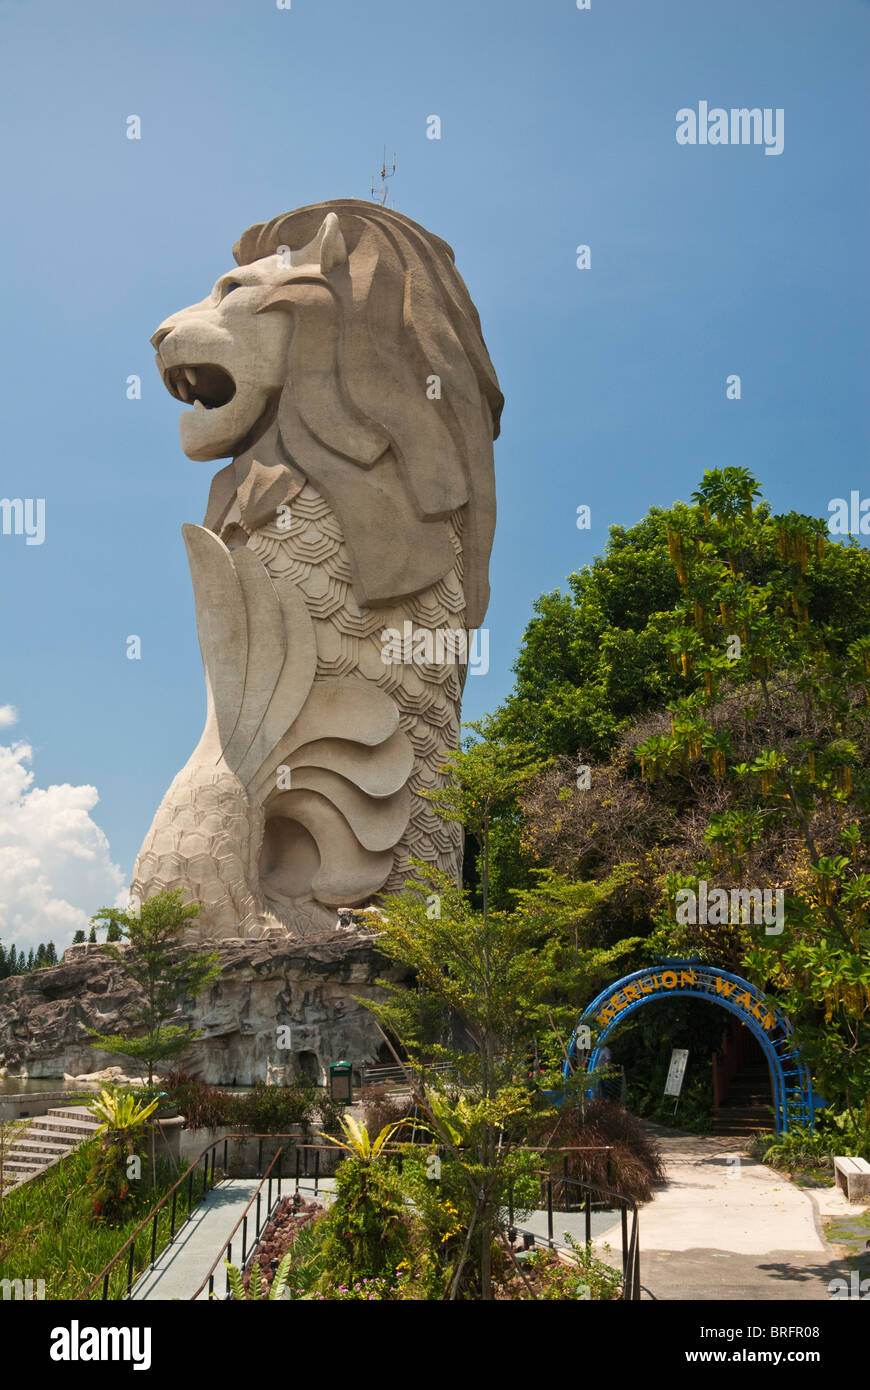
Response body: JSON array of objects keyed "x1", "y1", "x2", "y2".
[
  {"x1": 36, "y1": 1116, "x2": 100, "y2": 1137},
  {"x1": 45, "y1": 1107, "x2": 100, "y2": 1122},
  {"x1": 14, "y1": 1138, "x2": 74, "y2": 1156},
  {"x1": 1, "y1": 1107, "x2": 100, "y2": 1195}
]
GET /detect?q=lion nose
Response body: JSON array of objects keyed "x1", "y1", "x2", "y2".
[{"x1": 151, "y1": 324, "x2": 173, "y2": 351}]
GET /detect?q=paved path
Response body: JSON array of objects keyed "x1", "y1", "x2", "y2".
[
  {"x1": 130, "y1": 1179, "x2": 264, "y2": 1301},
  {"x1": 589, "y1": 1125, "x2": 862, "y2": 1300}
]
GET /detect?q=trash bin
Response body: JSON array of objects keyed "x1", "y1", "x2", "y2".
[{"x1": 329, "y1": 1060, "x2": 353, "y2": 1104}]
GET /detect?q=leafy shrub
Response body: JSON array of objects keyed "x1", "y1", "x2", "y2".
[
  {"x1": 165, "y1": 1070, "x2": 319, "y2": 1133},
  {"x1": 231, "y1": 1080, "x2": 317, "y2": 1132},
  {"x1": 753, "y1": 1125, "x2": 833, "y2": 1173},
  {"x1": 358, "y1": 1084, "x2": 418, "y2": 1141},
  {"x1": 315, "y1": 1090, "x2": 349, "y2": 1135},
  {"x1": 525, "y1": 1236, "x2": 622, "y2": 1300},
  {"x1": 527, "y1": 1098, "x2": 664, "y2": 1204},
  {"x1": 316, "y1": 1156, "x2": 411, "y2": 1286},
  {"x1": 164, "y1": 1069, "x2": 230, "y2": 1131}
]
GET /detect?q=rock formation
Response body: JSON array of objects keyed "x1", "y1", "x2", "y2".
[{"x1": 0, "y1": 935, "x2": 402, "y2": 1087}]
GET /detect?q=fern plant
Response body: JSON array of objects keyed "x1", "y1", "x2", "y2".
[{"x1": 222, "y1": 1250, "x2": 294, "y2": 1300}]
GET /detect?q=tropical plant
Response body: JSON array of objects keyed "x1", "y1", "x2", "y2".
[
  {"x1": 85, "y1": 1089, "x2": 161, "y2": 1223},
  {"x1": 222, "y1": 1250, "x2": 294, "y2": 1301},
  {"x1": 91, "y1": 1089, "x2": 160, "y2": 1137},
  {"x1": 317, "y1": 1113, "x2": 425, "y2": 1162},
  {"x1": 314, "y1": 1150, "x2": 411, "y2": 1287}
]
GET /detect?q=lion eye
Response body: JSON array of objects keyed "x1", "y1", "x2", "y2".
[{"x1": 221, "y1": 281, "x2": 242, "y2": 298}]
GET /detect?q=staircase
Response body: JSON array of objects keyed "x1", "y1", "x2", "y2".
[
  {"x1": 0, "y1": 1106, "x2": 101, "y2": 1196},
  {"x1": 712, "y1": 1064, "x2": 773, "y2": 1138}
]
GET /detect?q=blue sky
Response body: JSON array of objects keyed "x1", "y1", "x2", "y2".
[{"x1": 1, "y1": 0, "x2": 868, "y2": 948}]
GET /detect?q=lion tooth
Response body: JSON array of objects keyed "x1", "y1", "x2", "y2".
[
  {"x1": 194, "y1": 399, "x2": 205, "y2": 411},
  {"x1": 184, "y1": 367, "x2": 197, "y2": 387},
  {"x1": 177, "y1": 374, "x2": 190, "y2": 402}
]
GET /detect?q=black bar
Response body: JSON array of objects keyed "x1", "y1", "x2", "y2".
[
  {"x1": 621, "y1": 1207, "x2": 628, "y2": 1292},
  {"x1": 223, "y1": 1138, "x2": 228, "y2": 1173},
  {"x1": 268, "y1": 1174, "x2": 273, "y2": 1214},
  {"x1": 225, "y1": 1242, "x2": 232, "y2": 1298},
  {"x1": 314, "y1": 1148, "x2": 320, "y2": 1194},
  {"x1": 187, "y1": 1169, "x2": 193, "y2": 1215},
  {"x1": 170, "y1": 1188, "x2": 177, "y2": 1240},
  {"x1": 208, "y1": 1273, "x2": 214, "y2": 1299},
  {"x1": 150, "y1": 1211, "x2": 157, "y2": 1266},
  {"x1": 242, "y1": 1214, "x2": 248, "y2": 1266},
  {"x1": 277, "y1": 1148, "x2": 283, "y2": 1197},
  {"x1": 127, "y1": 1237, "x2": 135, "y2": 1297},
  {"x1": 202, "y1": 1154, "x2": 208, "y2": 1198},
  {"x1": 607, "y1": 1149, "x2": 612, "y2": 1188},
  {"x1": 257, "y1": 1138, "x2": 263, "y2": 1175},
  {"x1": 102, "y1": 1271, "x2": 109, "y2": 1301},
  {"x1": 585, "y1": 1189, "x2": 591, "y2": 1245},
  {"x1": 508, "y1": 1177, "x2": 514, "y2": 1234},
  {"x1": 295, "y1": 1146, "x2": 300, "y2": 1193},
  {"x1": 256, "y1": 1191, "x2": 262, "y2": 1237},
  {"x1": 546, "y1": 1179, "x2": 553, "y2": 1247},
  {"x1": 210, "y1": 1147, "x2": 216, "y2": 1188}
]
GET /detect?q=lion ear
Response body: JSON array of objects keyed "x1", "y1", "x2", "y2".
[{"x1": 286, "y1": 213, "x2": 348, "y2": 275}]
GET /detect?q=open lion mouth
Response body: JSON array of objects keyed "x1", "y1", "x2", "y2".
[{"x1": 164, "y1": 363, "x2": 236, "y2": 411}]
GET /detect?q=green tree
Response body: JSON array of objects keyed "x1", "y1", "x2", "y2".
[
  {"x1": 72, "y1": 930, "x2": 85, "y2": 945},
  {"x1": 633, "y1": 468, "x2": 870, "y2": 1132},
  {"x1": 367, "y1": 735, "x2": 640, "y2": 1299},
  {"x1": 492, "y1": 489, "x2": 870, "y2": 765},
  {"x1": 87, "y1": 891, "x2": 220, "y2": 1086}
]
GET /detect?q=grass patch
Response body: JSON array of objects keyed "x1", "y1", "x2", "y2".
[{"x1": 0, "y1": 1138, "x2": 208, "y2": 1299}]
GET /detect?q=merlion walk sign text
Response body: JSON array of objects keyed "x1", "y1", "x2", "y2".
[
  {"x1": 131, "y1": 201, "x2": 503, "y2": 939},
  {"x1": 568, "y1": 963, "x2": 820, "y2": 1134}
]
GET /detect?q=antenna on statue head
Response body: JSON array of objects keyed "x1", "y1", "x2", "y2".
[{"x1": 370, "y1": 147, "x2": 398, "y2": 207}]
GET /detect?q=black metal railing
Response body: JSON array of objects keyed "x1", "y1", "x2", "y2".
[
  {"x1": 506, "y1": 1167, "x2": 640, "y2": 1300},
  {"x1": 190, "y1": 1145, "x2": 288, "y2": 1300},
  {"x1": 82, "y1": 1132, "x2": 312, "y2": 1300}
]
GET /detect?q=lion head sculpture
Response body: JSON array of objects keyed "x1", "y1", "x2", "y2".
[
  {"x1": 134, "y1": 202, "x2": 502, "y2": 940},
  {"x1": 151, "y1": 199, "x2": 503, "y2": 628}
]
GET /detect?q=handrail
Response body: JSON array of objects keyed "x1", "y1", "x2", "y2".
[
  {"x1": 189, "y1": 1146, "x2": 287, "y2": 1300},
  {"x1": 80, "y1": 1131, "x2": 304, "y2": 1301},
  {"x1": 81, "y1": 1130, "x2": 640, "y2": 1301},
  {"x1": 78, "y1": 1135, "x2": 221, "y2": 1299},
  {"x1": 509, "y1": 1167, "x2": 641, "y2": 1300}
]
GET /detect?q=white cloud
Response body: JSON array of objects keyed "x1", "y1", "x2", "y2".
[
  {"x1": 0, "y1": 737, "x2": 127, "y2": 957},
  {"x1": 0, "y1": 705, "x2": 18, "y2": 728}
]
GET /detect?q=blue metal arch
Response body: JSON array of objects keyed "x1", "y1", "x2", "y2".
[{"x1": 563, "y1": 963, "x2": 819, "y2": 1134}]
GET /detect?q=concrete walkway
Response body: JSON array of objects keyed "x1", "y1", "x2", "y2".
[
  {"x1": 591, "y1": 1125, "x2": 862, "y2": 1300},
  {"x1": 130, "y1": 1179, "x2": 264, "y2": 1301}
]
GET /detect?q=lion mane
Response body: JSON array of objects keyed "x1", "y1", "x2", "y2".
[{"x1": 228, "y1": 199, "x2": 503, "y2": 629}]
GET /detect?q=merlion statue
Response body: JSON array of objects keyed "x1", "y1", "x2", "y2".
[{"x1": 131, "y1": 201, "x2": 502, "y2": 939}]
